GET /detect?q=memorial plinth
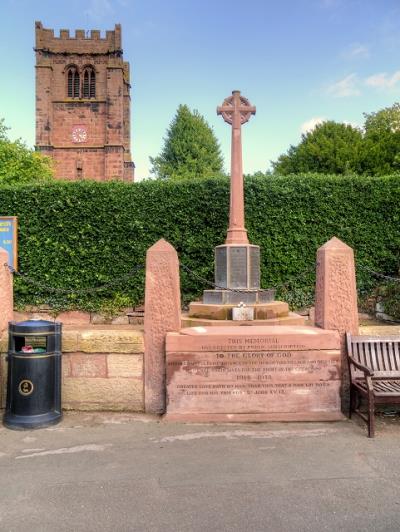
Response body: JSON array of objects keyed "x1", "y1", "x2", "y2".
[{"x1": 165, "y1": 325, "x2": 343, "y2": 422}]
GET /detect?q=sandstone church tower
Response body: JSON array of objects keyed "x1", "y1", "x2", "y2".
[{"x1": 35, "y1": 21, "x2": 134, "y2": 181}]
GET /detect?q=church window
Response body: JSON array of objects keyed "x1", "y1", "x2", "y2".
[
  {"x1": 67, "y1": 66, "x2": 80, "y2": 98},
  {"x1": 82, "y1": 67, "x2": 96, "y2": 98}
]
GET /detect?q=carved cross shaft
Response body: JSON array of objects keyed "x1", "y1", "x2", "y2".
[{"x1": 217, "y1": 90, "x2": 256, "y2": 245}]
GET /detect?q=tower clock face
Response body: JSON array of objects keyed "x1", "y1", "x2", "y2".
[{"x1": 71, "y1": 126, "x2": 88, "y2": 143}]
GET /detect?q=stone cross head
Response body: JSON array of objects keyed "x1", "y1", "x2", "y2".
[{"x1": 217, "y1": 90, "x2": 256, "y2": 129}]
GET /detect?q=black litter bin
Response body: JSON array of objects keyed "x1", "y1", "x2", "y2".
[{"x1": 4, "y1": 319, "x2": 62, "y2": 430}]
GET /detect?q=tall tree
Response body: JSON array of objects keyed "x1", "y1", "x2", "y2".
[
  {"x1": 272, "y1": 121, "x2": 363, "y2": 175},
  {"x1": 0, "y1": 120, "x2": 53, "y2": 184},
  {"x1": 150, "y1": 105, "x2": 224, "y2": 180},
  {"x1": 360, "y1": 103, "x2": 400, "y2": 175}
]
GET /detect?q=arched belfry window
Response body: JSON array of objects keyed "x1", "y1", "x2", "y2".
[
  {"x1": 67, "y1": 66, "x2": 80, "y2": 98},
  {"x1": 82, "y1": 67, "x2": 96, "y2": 98}
]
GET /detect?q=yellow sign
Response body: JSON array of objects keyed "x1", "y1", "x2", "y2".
[{"x1": 18, "y1": 380, "x2": 34, "y2": 396}]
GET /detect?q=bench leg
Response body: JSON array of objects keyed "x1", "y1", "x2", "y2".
[
  {"x1": 367, "y1": 392, "x2": 375, "y2": 438},
  {"x1": 349, "y1": 387, "x2": 357, "y2": 419}
]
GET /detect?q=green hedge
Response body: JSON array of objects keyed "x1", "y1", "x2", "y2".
[{"x1": 0, "y1": 174, "x2": 399, "y2": 313}]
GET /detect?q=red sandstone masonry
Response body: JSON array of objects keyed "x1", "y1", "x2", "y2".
[
  {"x1": 315, "y1": 237, "x2": 359, "y2": 408},
  {"x1": 35, "y1": 21, "x2": 134, "y2": 181},
  {"x1": 165, "y1": 326, "x2": 342, "y2": 421},
  {"x1": 144, "y1": 240, "x2": 181, "y2": 414}
]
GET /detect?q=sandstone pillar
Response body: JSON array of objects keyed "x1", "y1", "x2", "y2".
[
  {"x1": 144, "y1": 239, "x2": 181, "y2": 414},
  {"x1": 0, "y1": 248, "x2": 13, "y2": 335},
  {"x1": 315, "y1": 237, "x2": 358, "y2": 408}
]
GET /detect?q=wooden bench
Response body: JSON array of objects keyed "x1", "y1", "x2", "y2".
[{"x1": 346, "y1": 333, "x2": 400, "y2": 437}]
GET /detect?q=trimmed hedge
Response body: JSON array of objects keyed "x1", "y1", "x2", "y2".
[{"x1": 0, "y1": 174, "x2": 399, "y2": 313}]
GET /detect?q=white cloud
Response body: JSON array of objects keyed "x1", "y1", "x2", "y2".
[
  {"x1": 300, "y1": 117, "x2": 326, "y2": 134},
  {"x1": 365, "y1": 71, "x2": 400, "y2": 89},
  {"x1": 343, "y1": 43, "x2": 370, "y2": 59},
  {"x1": 326, "y1": 74, "x2": 360, "y2": 98}
]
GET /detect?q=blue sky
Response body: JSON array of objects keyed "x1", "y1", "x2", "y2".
[{"x1": 1, "y1": 0, "x2": 400, "y2": 179}]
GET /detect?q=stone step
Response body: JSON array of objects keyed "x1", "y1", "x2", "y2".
[
  {"x1": 182, "y1": 312, "x2": 305, "y2": 328},
  {"x1": 189, "y1": 300, "x2": 290, "y2": 321}
]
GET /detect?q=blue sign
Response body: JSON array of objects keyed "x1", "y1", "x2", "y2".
[{"x1": 0, "y1": 217, "x2": 18, "y2": 269}]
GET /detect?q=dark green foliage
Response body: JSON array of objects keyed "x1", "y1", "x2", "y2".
[
  {"x1": 0, "y1": 119, "x2": 53, "y2": 184},
  {"x1": 360, "y1": 103, "x2": 400, "y2": 176},
  {"x1": 0, "y1": 175, "x2": 399, "y2": 313},
  {"x1": 150, "y1": 104, "x2": 224, "y2": 180},
  {"x1": 272, "y1": 103, "x2": 400, "y2": 178},
  {"x1": 272, "y1": 121, "x2": 363, "y2": 175}
]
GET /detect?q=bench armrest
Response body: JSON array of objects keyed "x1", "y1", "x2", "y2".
[{"x1": 348, "y1": 355, "x2": 375, "y2": 377}]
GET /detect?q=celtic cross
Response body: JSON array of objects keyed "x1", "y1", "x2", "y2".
[{"x1": 217, "y1": 91, "x2": 256, "y2": 245}]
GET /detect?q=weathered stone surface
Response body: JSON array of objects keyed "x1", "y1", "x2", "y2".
[
  {"x1": 0, "y1": 248, "x2": 13, "y2": 335},
  {"x1": 217, "y1": 90, "x2": 256, "y2": 245},
  {"x1": 108, "y1": 354, "x2": 143, "y2": 378},
  {"x1": 62, "y1": 377, "x2": 143, "y2": 411},
  {"x1": 62, "y1": 331, "x2": 80, "y2": 352},
  {"x1": 315, "y1": 237, "x2": 358, "y2": 408},
  {"x1": 57, "y1": 311, "x2": 91, "y2": 325},
  {"x1": 0, "y1": 333, "x2": 8, "y2": 353},
  {"x1": 166, "y1": 325, "x2": 341, "y2": 422},
  {"x1": 144, "y1": 239, "x2": 181, "y2": 414},
  {"x1": 78, "y1": 329, "x2": 144, "y2": 353},
  {"x1": 69, "y1": 353, "x2": 107, "y2": 378},
  {"x1": 189, "y1": 300, "x2": 289, "y2": 321},
  {"x1": 168, "y1": 326, "x2": 340, "y2": 351},
  {"x1": 0, "y1": 328, "x2": 145, "y2": 411},
  {"x1": 35, "y1": 21, "x2": 134, "y2": 182},
  {"x1": 111, "y1": 315, "x2": 130, "y2": 325},
  {"x1": 202, "y1": 288, "x2": 275, "y2": 305},
  {"x1": 315, "y1": 237, "x2": 358, "y2": 335},
  {"x1": 181, "y1": 312, "x2": 305, "y2": 328}
]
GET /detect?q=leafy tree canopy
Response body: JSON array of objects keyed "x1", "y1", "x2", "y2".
[
  {"x1": 272, "y1": 121, "x2": 363, "y2": 175},
  {"x1": 272, "y1": 103, "x2": 400, "y2": 177},
  {"x1": 360, "y1": 103, "x2": 400, "y2": 175},
  {"x1": 0, "y1": 119, "x2": 53, "y2": 184},
  {"x1": 150, "y1": 104, "x2": 224, "y2": 180}
]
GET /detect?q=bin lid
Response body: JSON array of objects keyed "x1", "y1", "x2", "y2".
[{"x1": 10, "y1": 319, "x2": 60, "y2": 334}]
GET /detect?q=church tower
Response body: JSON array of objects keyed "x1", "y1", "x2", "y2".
[{"x1": 35, "y1": 21, "x2": 134, "y2": 181}]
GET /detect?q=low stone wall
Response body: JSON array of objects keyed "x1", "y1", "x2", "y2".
[{"x1": 0, "y1": 327, "x2": 145, "y2": 412}]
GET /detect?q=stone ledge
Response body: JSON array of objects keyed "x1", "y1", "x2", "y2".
[
  {"x1": 182, "y1": 312, "x2": 305, "y2": 328},
  {"x1": 63, "y1": 329, "x2": 144, "y2": 353},
  {"x1": 188, "y1": 300, "x2": 290, "y2": 321}
]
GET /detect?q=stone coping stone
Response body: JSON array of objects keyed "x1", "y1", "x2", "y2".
[
  {"x1": 167, "y1": 325, "x2": 340, "y2": 351},
  {"x1": 0, "y1": 327, "x2": 144, "y2": 354}
]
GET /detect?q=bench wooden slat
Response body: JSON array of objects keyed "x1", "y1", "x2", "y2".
[
  {"x1": 347, "y1": 332, "x2": 400, "y2": 437},
  {"x1": 394, "y1": 342, "x2": 400, "y2": 365},
  {"x1": 388, "y1": 342, "x2": 396, "y2": 372},
  {"x1": 372, "y1": 342, "x2": 380, "y2": 371}
]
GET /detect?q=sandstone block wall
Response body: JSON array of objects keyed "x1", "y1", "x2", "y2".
[{"x1": 0, "y1": 328, "x2": 145, "y2": 412}]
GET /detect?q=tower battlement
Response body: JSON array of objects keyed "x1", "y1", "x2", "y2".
[{"x1": 35, "y1": 21, "x2": 122, "y2": 55}]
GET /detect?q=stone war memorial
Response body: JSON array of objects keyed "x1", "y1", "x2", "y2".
[
  {"x1": 144, "y1": 91, "x2": 359, "y2": 422},
  {"x1": 0, "y1": 90, "x2": 359, "y2": 424}
]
